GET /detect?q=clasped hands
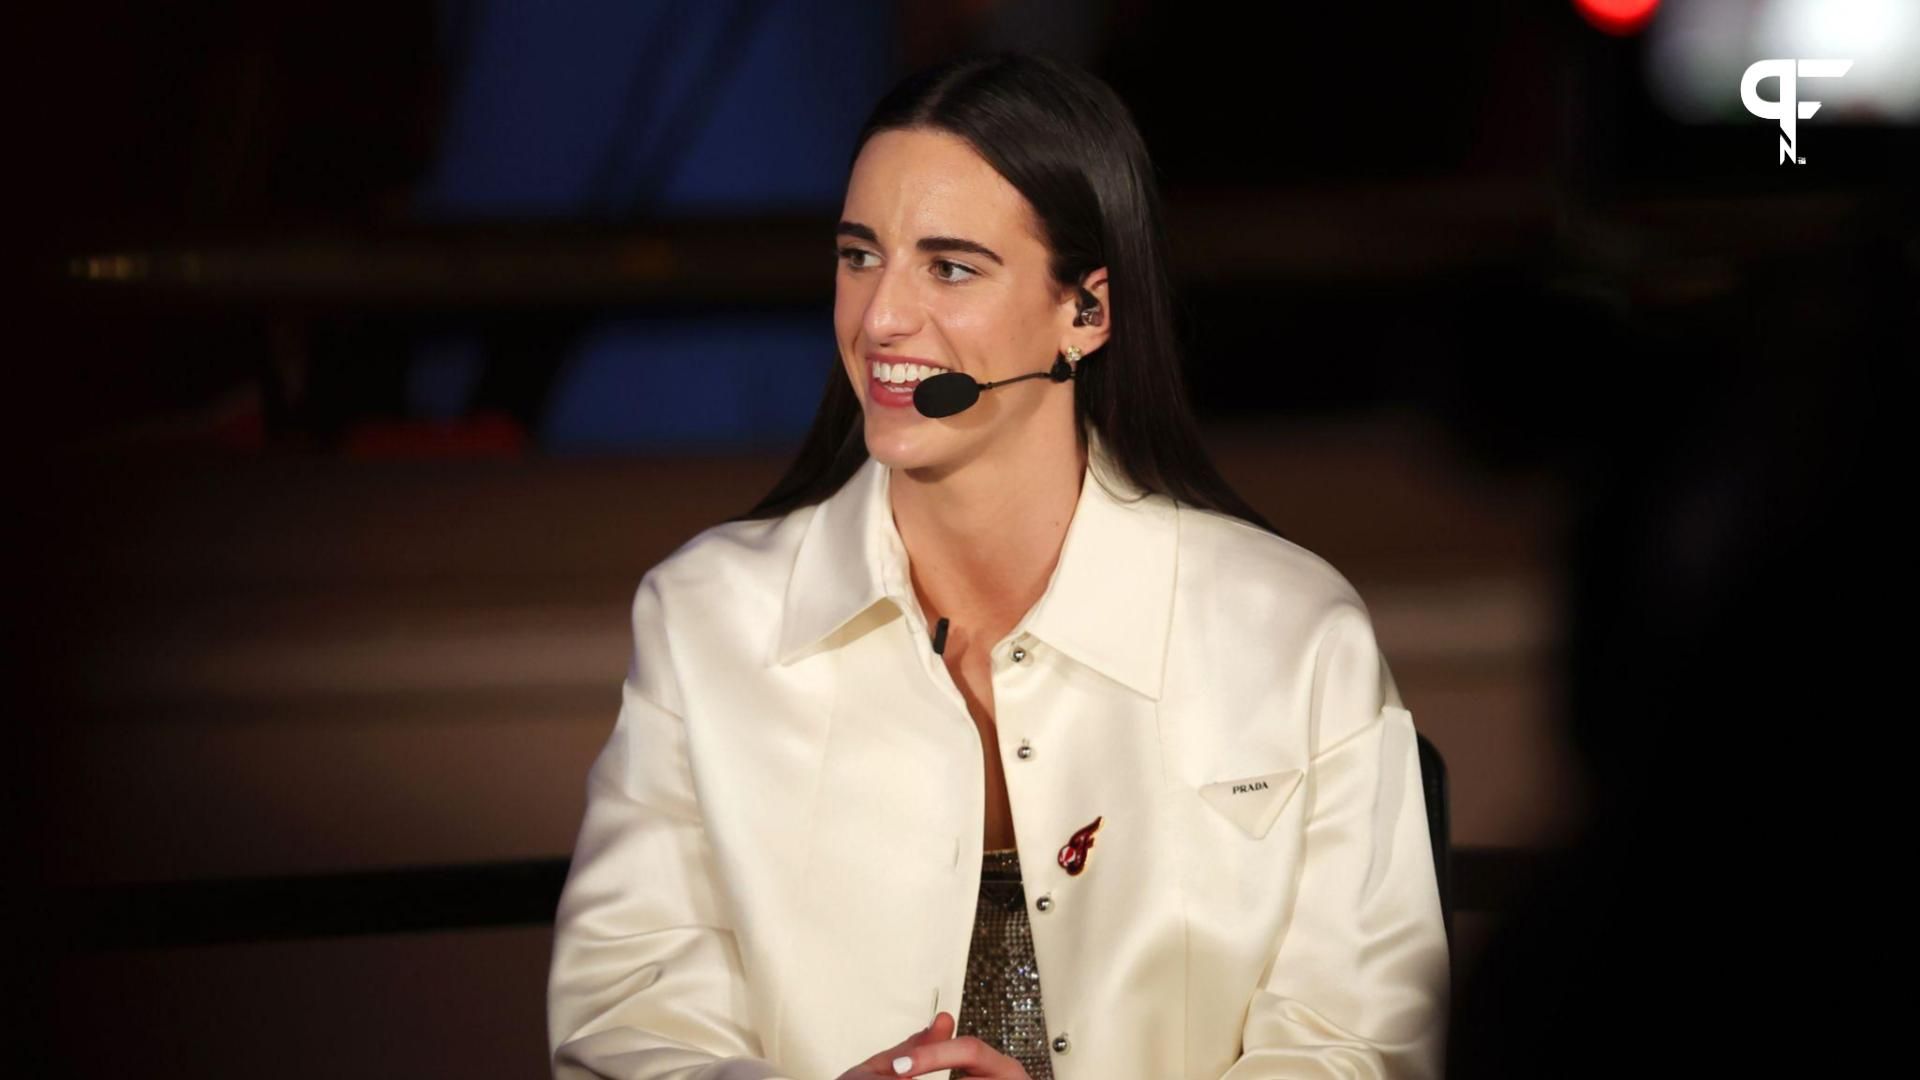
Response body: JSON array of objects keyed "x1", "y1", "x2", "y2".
[{"x1": 835, "y1": 1010, "x2": 1034, "y2": 1080}]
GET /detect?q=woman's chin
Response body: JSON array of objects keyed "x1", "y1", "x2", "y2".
[
  {"x1": 863, "y1": 428, "x2": 926, "y2": 469},
  {"x1": 864, "y1": 418, "x2": 952, "y2": 470}
]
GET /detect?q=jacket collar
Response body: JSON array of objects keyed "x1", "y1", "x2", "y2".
[{"x1": 773, "y1": 429, "x2": 1179, "y2": 700}]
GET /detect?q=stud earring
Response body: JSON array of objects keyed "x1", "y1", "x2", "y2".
[{"x1": 1049, "y1": 344, "x2": 1083, "y2": 383}]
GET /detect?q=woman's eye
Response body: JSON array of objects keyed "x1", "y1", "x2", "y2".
[
  {"x1": 932, "y1": 259, "x2": 977, "y2": 284},
  {"x1": 835, "y1": 248, "x2": 974, "y2": 283},
  {"x1": 837, "y1": 246, "x2": 877, "y2": 269}
]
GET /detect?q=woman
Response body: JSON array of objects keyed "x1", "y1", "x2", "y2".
[{"x1": 548, "y1": 51, "x2": 1448, "y2": 1080}]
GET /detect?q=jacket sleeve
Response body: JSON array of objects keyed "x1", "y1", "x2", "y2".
[
  {"x1": 548, "y1": 573, "x2": 798, "y2": 1080},
  {"x1": 1219, "y1": 604, "x2": 1451, "y2": 1079}
]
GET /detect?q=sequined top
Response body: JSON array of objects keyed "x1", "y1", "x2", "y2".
[{"x1": 953, "y1": 847, "x2": 1055, "y2": 1079}]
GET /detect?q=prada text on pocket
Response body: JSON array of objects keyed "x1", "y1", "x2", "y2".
[{"x1": 1197, "y1": 768, "x2": 1304, "y2": 839}]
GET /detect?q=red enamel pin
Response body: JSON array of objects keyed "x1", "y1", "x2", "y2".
[{"x1": 1057, "y1": 816, "x2": 1103, "y2": 876}]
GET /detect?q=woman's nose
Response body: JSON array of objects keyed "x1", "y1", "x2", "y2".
[{"x1": 863, "y1": 264, "x2": 922, "y2": 340}]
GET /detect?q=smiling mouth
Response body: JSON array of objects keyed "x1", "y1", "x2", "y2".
[{"x1": 869, "y1": 358, "x2": 953, "y2": 388}]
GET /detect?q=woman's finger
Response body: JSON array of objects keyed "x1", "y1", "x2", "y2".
[
  {"x1": 888, "y1": 1033, "x2": 1027, "y2": 1079},
  {"x1": 901, "y1": 1011, "x2": 954, "y2": 1053},
  {"x1": 856, "y1": 1011, "x2": 958, "y2": 1076}
]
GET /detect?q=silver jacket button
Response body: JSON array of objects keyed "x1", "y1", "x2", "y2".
[
  {"x1": 1011, "y1": 646, "x2": 1027, "y2": 662},
  {"x1": 1016, "y1": 740, "x2": 1033, "y2": 759},
  {"x1": 1052, "y1": 1033, "x2": 1070, "y2": 1054},
  {"x1": 1035, "y1": 893, "x2": 1052, "y2": 912}
]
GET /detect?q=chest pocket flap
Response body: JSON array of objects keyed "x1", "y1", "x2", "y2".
[{"x1": 1198, "y1": 768, "x2": 1304, "y2": 839}]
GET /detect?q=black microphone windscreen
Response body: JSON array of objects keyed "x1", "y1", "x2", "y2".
[{"x1": 913, "y1": 372, "x2": 980, "y2": 418}]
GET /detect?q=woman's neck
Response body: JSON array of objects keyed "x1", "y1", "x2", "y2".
[{"x1": 889, "y1": 426, "x2": 1087, "y2": 634}]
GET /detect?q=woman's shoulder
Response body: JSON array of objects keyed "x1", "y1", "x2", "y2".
[
  {"x1": 633, "y1": 504, "x2": 819, "y2": 608},
  {"x1": 1172, "y1": 503, "x2": 1399, "y2": 726},
  {"x1": 1172, "y1": 501, "x2": 1372, "y2": 623}
]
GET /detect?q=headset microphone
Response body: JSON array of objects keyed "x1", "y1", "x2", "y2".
[
  {"x1": 912, "y1": 287, "x2": 1101, "y2": 419},
  {"x1": 912, "y1": 356, "x2": 1076, "y2": 418}
]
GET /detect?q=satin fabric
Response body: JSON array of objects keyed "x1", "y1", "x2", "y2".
[{"x1": 548, "y1": 429, "x2": 1450, "y2": 1079}]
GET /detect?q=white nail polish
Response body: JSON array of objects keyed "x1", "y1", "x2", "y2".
[{"x1": 892, "y1": 1054, "x2": 913, "y2": 1075}]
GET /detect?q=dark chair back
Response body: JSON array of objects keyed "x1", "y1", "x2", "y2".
[{"x1": 1415, "y1": 732, "x2": 1452, "y2": 946}]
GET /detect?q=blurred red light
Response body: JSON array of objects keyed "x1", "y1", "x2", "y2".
[{"x1": 1574, "y1": 0, "x2": 1660, "y2": 35}]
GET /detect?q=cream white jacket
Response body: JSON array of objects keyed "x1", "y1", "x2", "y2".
[{"x1": 548, "y1": 431, "x2": 1450, "y2": 1080}]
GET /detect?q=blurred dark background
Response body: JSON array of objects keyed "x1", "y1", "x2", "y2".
[{"x1": 12, "y1": 1, "x2": 1910, "y2": 1076}]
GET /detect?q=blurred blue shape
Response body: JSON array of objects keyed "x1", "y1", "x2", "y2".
[
  {"x1": 416, "y1": 0, "x2": 895, "y2": 215},
  {"x1": 539, "y1": 313, "x2": 839, "y2": 455},
  {"x1": 411, "y1": 0, "x2": 895, "y2": 450}
]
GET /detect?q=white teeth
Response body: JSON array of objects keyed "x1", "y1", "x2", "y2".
[{"x1": 872, "y1": 360, "x2": 943, "y2": 385}]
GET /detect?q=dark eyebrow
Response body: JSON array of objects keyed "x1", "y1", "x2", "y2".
[{"x1": 835, "y1": 221, "x2": 1004, "y2": 267}]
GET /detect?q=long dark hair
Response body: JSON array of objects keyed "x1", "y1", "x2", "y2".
[{"x1": 727, "y1": 50, "x2": 1278, "y2": 537}]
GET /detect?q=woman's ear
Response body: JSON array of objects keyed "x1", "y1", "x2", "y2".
[{"x1": 1066, "y1": 267, "x2": 1112, "y2": 356}]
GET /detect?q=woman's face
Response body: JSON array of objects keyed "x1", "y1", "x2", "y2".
[{"x1": 834, "y1": 127, "x2": 1087, "y2": 470}]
